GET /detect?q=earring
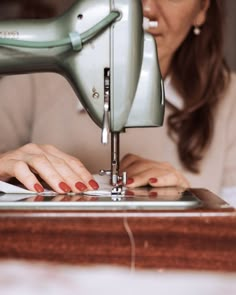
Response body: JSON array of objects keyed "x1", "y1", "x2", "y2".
[{"x1": 193, "y1": 26, "x2": 201, "y2": 36}]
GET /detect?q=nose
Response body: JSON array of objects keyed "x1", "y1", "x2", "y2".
[{"x1": 142, "y1": 0, "x2": 158, "y2": 20}]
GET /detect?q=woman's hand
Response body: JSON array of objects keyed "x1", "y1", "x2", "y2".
[
  {"x1": 0, "y1": 143, "x2": 99, "y2": 193},
  {"x1": 120, "y1": 153, "x2": 190, "y2": 189}
]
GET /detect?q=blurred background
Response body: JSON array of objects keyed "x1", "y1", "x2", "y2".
[
  {"x1": 0, "y1": 0, "x2": 235, "y2": 71},
  {"x1": 224, "y1": 0, "x2": 236, "y2": 71}
]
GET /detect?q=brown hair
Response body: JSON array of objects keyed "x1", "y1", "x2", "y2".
[
  {"x1": 168, "y1": 0, "x2": 230, "y2": 173},
  {"x1": 0, "y1": 0, "x2": 55, "y2": 19}
]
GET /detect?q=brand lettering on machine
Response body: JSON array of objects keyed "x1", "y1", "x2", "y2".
[{"x1": 0, "y1": 31, "x2": 19, "y2": 39}]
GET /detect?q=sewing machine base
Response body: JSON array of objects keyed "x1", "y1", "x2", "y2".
[
  {"x1": 0, "y1": 187, "x2": 222, "y2": 211},
  {"x1": 0, "y1": 188, "x2": 235, "y2": 272}
]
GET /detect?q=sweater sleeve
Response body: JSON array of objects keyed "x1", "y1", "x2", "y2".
[{"x1": 0, "y1": 75, "x2": 35, "y2": 152}]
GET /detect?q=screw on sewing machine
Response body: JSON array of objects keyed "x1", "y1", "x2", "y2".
[{"x1": 92, "y1": 88, "x2": 100, "y2": 99}]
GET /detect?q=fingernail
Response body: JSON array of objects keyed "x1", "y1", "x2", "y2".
[
  {"x1": 75, "y1": 182, "x2": 87, "y2": 192},
  {"x1": 149, "y1": 178, "x2": 158, "y2": 184},
  {"x1": 89, "y1": 179, "x2": 99, "y2": 190},
  {"x1": 127, "y1": 178, "x2": 134, "y2": 185},
  {"x1": 34, "y1": 183, "x2": 44, "y2": 193},
  {"x1": 59, "y1": 182, "x2": 71, "y2": 193}
]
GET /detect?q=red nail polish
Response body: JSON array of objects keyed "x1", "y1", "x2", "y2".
[
  {"x1": 34, "y1": 183, "x2": 44, "y2": 193},
  {"x1": 59, "y1": 182, "x2": 71, "y2": 193},
  {"x1": 149, "y1": 178, "x2": 158, "y2": 184},
  {"x1": 75, "y1": 182, "x2": 87, "y2": 192},
  {"x1": 127, "y1": 178, "x2": 134, "y2": 185},
  {"x1": 89, "y1": 179, "x2": 99, "y2": 190}
]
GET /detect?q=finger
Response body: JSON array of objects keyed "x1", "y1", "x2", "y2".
[
  {"x1": 26, "y1": 154, "x2": 72, "y2": 193},
  {"x1": 122, "y1": 160, "x2": 152, "y2": 186},
  {"x1": 4, "y1": 160, "x2": 45, "y2": 193},
  {"x1": 125, "y1": 161, "x2": 157, "y2": 182},
  {"x1": 127, "y1": 168, "x2": 188, "y2": 189},
  {"x1": 120, "y1": 153, "x2": 141, "y2": 171},
  {"x1": 148, "y1": 172, "x2": 189, "y2": 188},
  {"x1": 67, "y1": 159, "x2": 99, "y2": 190},
  {"x1": 41, "y1": 145, "x2": 99, "y2": 190},
  {"x1": 0, "y1": 144, "x2": 70, "y2": 193},
  {"x1": 42, "y1": 154, "x2": 89, "y2": 193},
  {"x1": 126, "y1": 168, "x2": 156, "y2": 188}
]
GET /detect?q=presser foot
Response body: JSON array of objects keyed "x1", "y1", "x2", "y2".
[
  {"x1": 111, "y1": 184, "x2": 126, "y2": 196},
  {"x1": 99, "y1": 169, "x2": 127, "y2": 196}
]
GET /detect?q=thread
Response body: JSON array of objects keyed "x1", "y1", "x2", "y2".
[{"x1": 123, "y1": 217, "x2": 136, "y2": 272}]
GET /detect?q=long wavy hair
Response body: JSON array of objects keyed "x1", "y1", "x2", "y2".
[{"x1": 168, "y1": 0, "x2": 230, "y2": 173}]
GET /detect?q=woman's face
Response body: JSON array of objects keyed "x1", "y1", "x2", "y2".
[{"x1": 142, "y1": 0, "x2": 210, "y2": 77}]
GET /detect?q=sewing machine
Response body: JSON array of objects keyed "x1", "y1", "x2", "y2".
[{"x1": 0, "y1": 0, "x2": 164, "y2": 194}]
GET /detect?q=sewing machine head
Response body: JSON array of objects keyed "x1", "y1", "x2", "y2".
[{"x1": 0, "y1": 0, "x2": 164, "y2": 191}]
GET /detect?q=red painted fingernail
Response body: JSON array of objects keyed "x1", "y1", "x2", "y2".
[
  {"x1": 149, "y1": 178, "x2": 158, "y2": 184},
  {"x1": 59, "y1": 182, "x2": 71, "y2": 193},
  {"x1": 89, "y1": 179, "x2": 99, "y2": 190},
  {"x1": 127, "y1": 178, "x2": 134, "y2": 185},
  {"x1": 75, "y1": 182, "x2": 87, "y2": 192},
  {"x1": 34, "y1": 183, "x2": 44, "y2": 193}
]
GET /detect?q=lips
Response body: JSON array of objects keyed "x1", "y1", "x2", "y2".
[
  {"x1": 150, "y1": 32, "x2": 163, "y2": 39},
  {"x1": 145, "y1": 27, "x2": 162, "y2": 37}
]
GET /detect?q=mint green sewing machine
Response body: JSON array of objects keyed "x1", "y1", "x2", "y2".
[{"x1": 0, "y1": 0, "x2": 164, "y2": 194}]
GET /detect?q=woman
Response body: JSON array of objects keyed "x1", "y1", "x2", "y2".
[{"x1": 0, "y1": 0, "x2": 235, "y2": 197}]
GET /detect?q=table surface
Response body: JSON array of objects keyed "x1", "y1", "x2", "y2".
[{"x1": 0, "y1": 188, "x2": 235, "y2": 272}]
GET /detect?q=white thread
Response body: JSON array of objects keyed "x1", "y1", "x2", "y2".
[{"x1": 123, "y1": 217, "x2": 136, "y2": 272}]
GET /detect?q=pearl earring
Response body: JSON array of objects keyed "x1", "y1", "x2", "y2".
[{"x1": 193, "y1": 26, "x2": 201, "y2": 36}]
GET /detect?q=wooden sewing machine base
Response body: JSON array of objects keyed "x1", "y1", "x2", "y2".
[{"x1": 0, "y1": 188, "x2": 235, "y2": 272}]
